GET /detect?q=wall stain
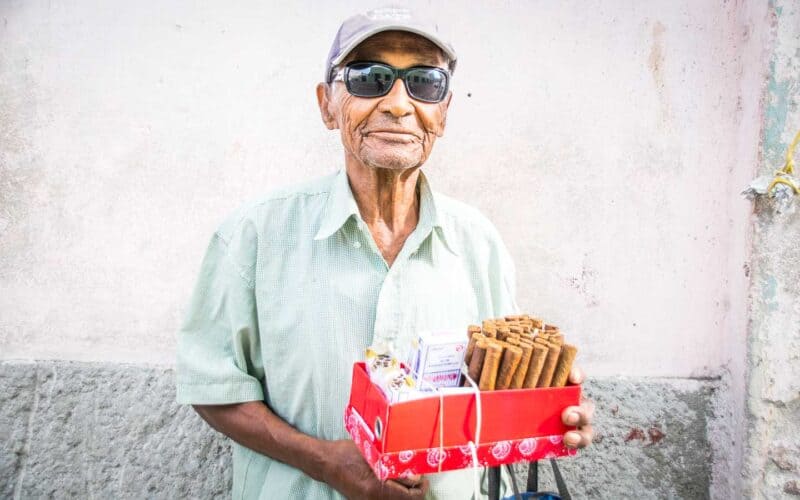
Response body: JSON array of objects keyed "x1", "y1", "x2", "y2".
[
  {"x1": 648, "y1": 425, "x2": 665, "y2": 445},
  {"x1": 648, "y1": 21, "x2": 672, "y2": 127},
  {"x1": 567, "y1": 255, "x2": 599, "y2": 307},
  {"x1": 0, "y1": 51, "x2": 44, "y2": 276},
  {"x1": 625, "y1": 427, "x2": 646, "y2": 443}
]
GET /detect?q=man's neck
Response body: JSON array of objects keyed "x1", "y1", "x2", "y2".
[{"x1": 345, "y1": 159, "x2": 421, "y2": 267}]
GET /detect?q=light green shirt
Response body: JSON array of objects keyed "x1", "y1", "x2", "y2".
[{"x1": 177, "y1": 168, "x2": 518, "y2": 499}]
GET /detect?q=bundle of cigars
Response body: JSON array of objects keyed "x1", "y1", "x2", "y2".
[{"x1": 463, "y1": 314, "x2": 578, "y2": 391}]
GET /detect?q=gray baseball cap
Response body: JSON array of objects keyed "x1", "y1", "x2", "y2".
[{"x1": 324, "y1": 6, "x2": 457, "y2": 82}]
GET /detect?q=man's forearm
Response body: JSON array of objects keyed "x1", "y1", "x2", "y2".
[{"x1": 192, "y1": 401, "x2": 328, "y2": 482}]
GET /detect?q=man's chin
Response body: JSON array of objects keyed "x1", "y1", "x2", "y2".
[{"x1": 360, "y1": 153, "x2": 424, "y2": 172}]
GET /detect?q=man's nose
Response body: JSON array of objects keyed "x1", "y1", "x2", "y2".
[{"x1": 377, "y1": 78, "x2": 414, "y2": 117}]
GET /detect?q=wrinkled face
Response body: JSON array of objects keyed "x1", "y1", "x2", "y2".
[{"x1": 316, "y1": 31, "x2": 452, "y2": 172}]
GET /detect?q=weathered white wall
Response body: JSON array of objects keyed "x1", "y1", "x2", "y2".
[{"x1": 0, "y1": 1, "x2": 761, "y2": 380}]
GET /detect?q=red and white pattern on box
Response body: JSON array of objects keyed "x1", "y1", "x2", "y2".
[{"x1": 344, "y1": 405, "x2": 578, "y2": 481}]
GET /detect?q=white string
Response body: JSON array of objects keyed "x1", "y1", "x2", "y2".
[
  {"x1": 416, "y1": 374, "x2": 446, "y2": 473},
  {"x1": 438, "y1": 389, "x2": 445, "y2": 473},
  {"x1": 461, "y1": 363, "x2": 483, "y2": 499}
]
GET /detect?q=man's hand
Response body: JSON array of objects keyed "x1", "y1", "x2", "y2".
[
  {"x1": 321, "y1": 439, "x2": 428, "y2": 499},
  {"x1": 560, "y1": 365, "x2": 595, "y2": 449}
]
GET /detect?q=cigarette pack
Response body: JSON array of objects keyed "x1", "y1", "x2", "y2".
[
  {"x1": 407, "y1": 330, "x2": 467, "y2": 389},
  {"x1": 344, "y1": 362, "x2": 580, "y2": 480}
]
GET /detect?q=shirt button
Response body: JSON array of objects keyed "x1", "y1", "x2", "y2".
[{"x1": 353, "y1": 241, "x2": 362, "y2": 249}]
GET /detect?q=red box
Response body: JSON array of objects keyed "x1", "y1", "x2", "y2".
[{"x1": 344, "y1": 362, "x2": 581, "y2": 480}]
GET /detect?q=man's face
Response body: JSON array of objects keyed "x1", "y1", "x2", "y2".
[{"x1": 317, "y1": 31, "x2": 452, "y2": 172}]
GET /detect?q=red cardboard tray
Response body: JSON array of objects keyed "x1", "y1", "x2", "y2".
[{"x1": 344, "y1": 362, "x2": 580, "y2": 480}]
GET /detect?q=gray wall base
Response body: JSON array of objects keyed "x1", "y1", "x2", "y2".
[{"x1": 1, "y1": 361, "x2": 719, "y2": 499}]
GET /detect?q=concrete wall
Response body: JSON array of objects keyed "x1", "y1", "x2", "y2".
[
  {"x1": 743, "y1": 0, "x2": 800, "y2": 497},
  {"x1": 0, "y1": 0, "x2": 794, "y2": 498},
  {"x1": 0, "y1": 360, "x2": 720, "y2": 499}
]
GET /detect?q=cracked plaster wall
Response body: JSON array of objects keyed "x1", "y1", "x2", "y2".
[
  {"x1": 0, "y1": 361, "x2": 719, "y2": 499},
  {"x1": 743, "y1": 0, "x2": 800, "y2": 497}
]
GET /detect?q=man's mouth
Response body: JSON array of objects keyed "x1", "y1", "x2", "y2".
[{"x1": 365, "y1": 129, "x2": 421, "y2": 143}]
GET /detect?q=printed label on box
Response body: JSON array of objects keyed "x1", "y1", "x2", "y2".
[
  {"x1": 407, "y1": 331, "x2": 467, "y2": 389},
  {"x1": 419, "y1": 370, "x2": 461, "y2": 388},
  {"x1": 423, "y1": 342, "x2": 466, "y2": 372}
]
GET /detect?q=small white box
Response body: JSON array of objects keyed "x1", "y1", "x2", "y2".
[{"x1": 407, "y1": 330, "x2": 467, "y2": 389}]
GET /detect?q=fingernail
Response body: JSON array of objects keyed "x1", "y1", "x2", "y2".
[
  {"x1": 565, "y1": 433, "x2": 579, "y2": 448},
  {"x1": 567, "y1": 412, "x2": 579, "y2": 425}
]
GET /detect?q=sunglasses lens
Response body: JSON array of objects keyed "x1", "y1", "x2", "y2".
[
  {"x1": 405, "y1": 68, "x2": 448, "y2": 102},
  {"x1": 346, "y1": 63, "x2": 395, "y2": 97}
]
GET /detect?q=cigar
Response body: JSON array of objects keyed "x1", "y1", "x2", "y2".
[
  {"x1": 496, "y1": 327, "x2": 511, "y2": 341},
  {"x1": 544, "y1": 324, "x2": 559, "y2": 334},
  {"x1": 495, "y1": 345, "x2": 522, "y2": 390},
  {"x1": 504, "y1": 315, "x2": 522, "y2": 322},
  {"x1": 533, "y1": 337, "x2": 549, "y2": 347},
  {"x1": 497, "y1": 340, "x2": 517, "y2": 350},
  {"x1": 479, "y1": 342, "x2": 503, "y2": 391},
  {"x1": 523, "y1": 344, "x2": 549, "y2": 388},
  {"x1": 549, "y1": 333, "x2": 564, "y2": 346},
  {"x1": 536, "y1": 343, "x2": 562, "y2": 388},
  {"x1": 530, "y1": 318, "x2": 544, "y2": 329},
  {"x1": 482, "y1": 323, "x2": 497, "y2": 339},
  {"x1": 509, "y1": 326, "x2": 524, "y2": 335},
  {"x1": 550, "y1": 344, "x2": 578, "y2": 387},
  {"x1": 465, "y1": 332, "x2": 484, "y2": 365},
  {"x1": 465, "y1": 339, "x2": 488, "y2": 386},
  {"x1": 510, "y1": 342, "x2": 533, "y2": 389},
  {"x1": 467, "y1": 325, "x2": 482, "y2": 337},
  {"x1": 506, "y1": 336, "x2": 520, "y2": 346}
]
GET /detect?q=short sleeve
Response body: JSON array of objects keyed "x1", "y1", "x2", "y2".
[{"x1": 176, "y1": 224, "x2": 265, "y2": 405}]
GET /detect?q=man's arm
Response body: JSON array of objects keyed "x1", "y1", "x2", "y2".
[{"x1": 192, "y1": 402, "x2": 428, "y2": 500}]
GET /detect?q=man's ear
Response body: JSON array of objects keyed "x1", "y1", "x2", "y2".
[
  {"x1": 316, "y1": 83, "x2": 338, "y2": 130},
  {"x1": 436, "y1": 90, "x2": 453, "y2": 137}
]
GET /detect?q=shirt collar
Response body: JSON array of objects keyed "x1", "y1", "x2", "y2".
[
  {"x1": 313, "y1": 169, "x2": 458, "y2": 257},
  {"x1": 417, "y1": 171, "x2": 458, "y2": 257},
  {"x1": 314, "y1": 169, "x2": 360, "y2": 241}
]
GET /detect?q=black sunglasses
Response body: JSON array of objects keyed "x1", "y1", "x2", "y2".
[{"x1": 330, "y1": 61, "x2": 450, "y2": 103}]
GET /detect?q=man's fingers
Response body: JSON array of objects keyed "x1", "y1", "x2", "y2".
[
  {"x1": 562, "y1": 399, "x2": 595, "y2": 449},
  {"x1": 561, "y1": 401, "x2": 594, "y2": 427},
  {"x1": 564, "y1": 425, "x2": 593, "y2": 449},
  {"x1": 393, "y1": 474, "x2": 423, "y2": 488},
  {"x1": 561, "y1": 406, "x2": 582, "y2": 426},
  {"x1": 382, "y1": 476, "x2": 429, "y2": 499},
  {"x1": 564, "y1": 430, "x2": 581, "y2": 448},
  {"x1": 568, "y1": 365, "x2": 585, "y2": 385},
  {"x1": 579, "y1": 399, "x2": 595, "y2": 424},
  {"x1": 411, "y1": 477, "x2": 430, "y2": 498},
  {"x1": 380, "y1": 479, "x2": 415, "y2": 499}
]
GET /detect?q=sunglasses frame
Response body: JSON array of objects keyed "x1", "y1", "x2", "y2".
[{"x1": 330, "y1": 61, "x2": 451, "y2": 103}]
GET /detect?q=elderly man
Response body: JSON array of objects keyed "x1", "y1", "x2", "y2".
[{"x1": 177, "y1": 7, "x2": 593, "y2": 499}]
